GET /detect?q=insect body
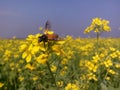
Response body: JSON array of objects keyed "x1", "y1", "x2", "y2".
[
  {"x1": 38, "y1": 33, "x2": 59, "y2": 43},
  {"x1": 38, "y1": 34, "x2": 48, "y2": 42}
]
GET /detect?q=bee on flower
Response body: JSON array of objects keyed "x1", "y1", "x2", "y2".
[{"x1": 38, "y1": 20, "x2": 59, "y2": 43}]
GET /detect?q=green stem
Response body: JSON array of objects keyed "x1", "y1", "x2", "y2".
[
  {"x1": 55, "y1": 57, "x2": 61, "y2": 78},
  {"x1": 46, "y1": 61, "x2": 57, "y2": 87},
  {"x1": 96, "y1": 32, "x2": 99, "y2": 54},
  {"x1": 43, "y1": 39, "x2": 58, "y2": 89}
]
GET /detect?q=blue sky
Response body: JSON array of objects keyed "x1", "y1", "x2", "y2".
[{"x1": 0, "y1": 0, "x2": 120, "y2": 38}]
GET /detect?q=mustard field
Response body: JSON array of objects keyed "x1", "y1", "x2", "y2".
[
  {"x1": 0, "y1": 34, "x2": 120, "y2": 90},
  {"x1": 0, "y1": 18, "x2": 120, "y2": 90}
]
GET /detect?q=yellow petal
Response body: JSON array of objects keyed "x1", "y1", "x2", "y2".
[
  {"x1": 26, "y1": 54, "x2": 31, "y2": 63},
  {"x1": 22, "y1": 52, "x2": 27, "y2": 59},
  {"x1": 0, "y1": 82, "x2": 4, "y2": 88}
]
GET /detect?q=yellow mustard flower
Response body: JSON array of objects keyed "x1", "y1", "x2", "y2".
[
  {"x1": 26, "y1": 34, "x2": 35, "y2": 41},
  {"x1": 80, "y1": 75, "x2": 86, "y2": 80},
  {"x1": 9, "y1": 62, "x2": 15, "y2": 70},
  {"x1": 110, "y1": 52, "x2": 117, "y2": 58},
  {"x1": 103, "y1": 25, "x2": 111, "y2": 31},
  {"x1": 19, "y1": 44, "x2": 28, "y2": 52},
  {"x1": 92, "y1": 17, "x2": 102, "y2": 25},
  {"x1": 84, "y1": 17, "x2": 111, "y2": 34},
  {"x1": 57, "y1": 81, "x2": 63, "y2": 87},
  {"x1": 87, "y1": 73, "x2": 98, "y2": 81},
  {"x1": 102, "y1": 19, "x2": 109, "y2": 25},
  {"x1": 18, "y1": 76, "x2": 24, "y2": 82},
  {"x1": 31, "y1": 46, "x2": 40, "y2": 54},
  {"x1": 19, "y1": 59, "x2": 24, "y2": 64},
  {"x1": 4, "y1": 50, "x2": 11, "y2": 57},
  {"x1": 61, "y1": 58, "x2": 68, "y2": 65},
  {"x1": 56, "y1": 40, "x2": 65, "y2": 45},
  {"x1": 99, "y1": 53, "x2": 105, "y2": 59},
  {"x1": 105, "y1": 76, "x2": 110, "y2": 81},
  {"x1": 25, "y1": 63, "x2": 35, "y2": 70},
  {"x1": 92, "y1": 54, "x2": 100, "y2": 63},
  {"x1": 50, "y1": 65, "x2": 57, "y2": 72},
  {"x1": 44, "y1": 30, "x2": 54, "y2": 34},
  {"x1": 18, "y1": 68, "x2": 22, "y2": 72},
  {"x1": 32, "y1": 76, "x2": 38, "y2": 81},
  {"x1": 65, "y1": 83, "x2": 79, "y2": 90},
  {"x1": 108, "y1": 69, "x2": 116, "y2": 75},
  {"x1": 104, "y1": 59, "x2": 113, "y2": 68},
  {"x1": 22, "y1": 50, "x2": 32, "y2": 63},
  {"x1": 60, "y1": 69, "x2": 66, "y2": 76},
  {"x1": 0, "y1": 82, "x2": 4, "y2": 88},
  {"x1": 36, "y1": 54, "x2": 48, "y2": 64},
  {"x1": 115, "y1": 64, "x2": 120, "y2": 68},
  {"x1": 52, "y1": 45, "x2": 61, "y2": 55}
]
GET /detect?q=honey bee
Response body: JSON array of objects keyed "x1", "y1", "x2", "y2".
[
  {"x1": 38, "y1": 33, "x2": 59, "y2": 43},
  {"x1": 38, "y1": 20, "x2": 59, "y2": 43}
]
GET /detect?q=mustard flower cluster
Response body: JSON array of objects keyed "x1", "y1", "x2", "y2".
[{"x1": 84, "y1": 17, "x2": 111, "y2": 34}]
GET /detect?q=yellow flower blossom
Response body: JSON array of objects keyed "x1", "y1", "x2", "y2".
[
  {"x1": 105, "y1": 76, "x2": 110, "y2": 81},
  {"x1": 80, "y1": 75, "x2": 86, "y2": 80},
  {"x1": 102, "y1": 19, "x2": 109, "y2": 25},
  {"x1": 25, "y1": 63, "x2": 35, "y2": 70},
  {"x1": 4, "y1": 50, "x2": 11, "y2": 57},
  {"x1": 65, "y1": 83, "x2": 79, "y2": 90},
  {"x1": 115, "y1": 64, "x2": 120, "y2": 68},
  {"x1": 14, "y1": 54, "x2": 19, "y2": 58},
  {"x1": 19, "y1": 59, "x2": 24, "y2": 64},
  {"x1": 108, "y1": 69, "x2": 116, "y2": 75},
  {"x1": 110, "y1": 52, "x2": 117, "y2": 58},
  {"x1": 85, "y1": 61, "x2": 98, "y2": 72},
  {"x1": 26, "y1": 34, "x2": 35, "y2": 41},
  {"x1": 61, "y1": 58, "x2": 68, "y2": 65},
  {"x1": 99, "y1": 53, "x2": 105, "y2": 58},
  {"x1": 18, "y1": 68, "x2": 22, "y2": 72},
  {"x1": 87, "y1": 73, "x2": 98, "y2": 81},
  {"x1": 22, "y1": 51, "x2": 32, "y2": 63},
  {"x1": 19, "y1": 44, "x2": 28, "y2": 52},
  {"x1": 92, "y1": 54, "x2": 100, "y2": 63},
  {"x1": 57, "y1": 81, "x2": 63, "y2": 87},
  {"x1": 50, "y1": 65, "x2": 57, "y2": 72},
  {"x1": 92, "y1": 17, "x2": 102, "y2": 25},
  {"x1": 31, "y1": 46, "x2": 40, "y2": 54},
  {"x1": 36, "y1": 54, "x2": 48, "y2": 64},
  {"x1": 44, "y1": 30, "x2": 54, "y2": 34},
  {"x1": 9, "y1": 62, "x2": 15, "y2": 70},
  {"x1": 22, "y1": 52, "x2": 27, "y2": 59},
  {"x1": 56, "y1": 40, "x2": 65, "y2": 45},
  {"x1": 26, "y1": 54, "x2": 32, "y2": 63},
  {"x1": 104, "y1": 59, "x2": 113, "y2": 68},
  {"x1": 19, "y1": 76, "x2": 24, "y2": 82},
  {"x1": 52, "y1": 45, "x2": 61, "y2": 55},
  {"x1": 60, "y1": 69, "x2": 66, "y2": 76},
  {"x1": 84, "y1": 17, "x2": 111, "y2": 34},
  {"x1": 0, "y1": 82, "x2": 4, "y2": 88},
  {"x1": 32, "y1": 76, "x2": 38, "y2": 81},
  {"x1": 103, "y1": 25, "x2": 111, "y2": 31}
]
